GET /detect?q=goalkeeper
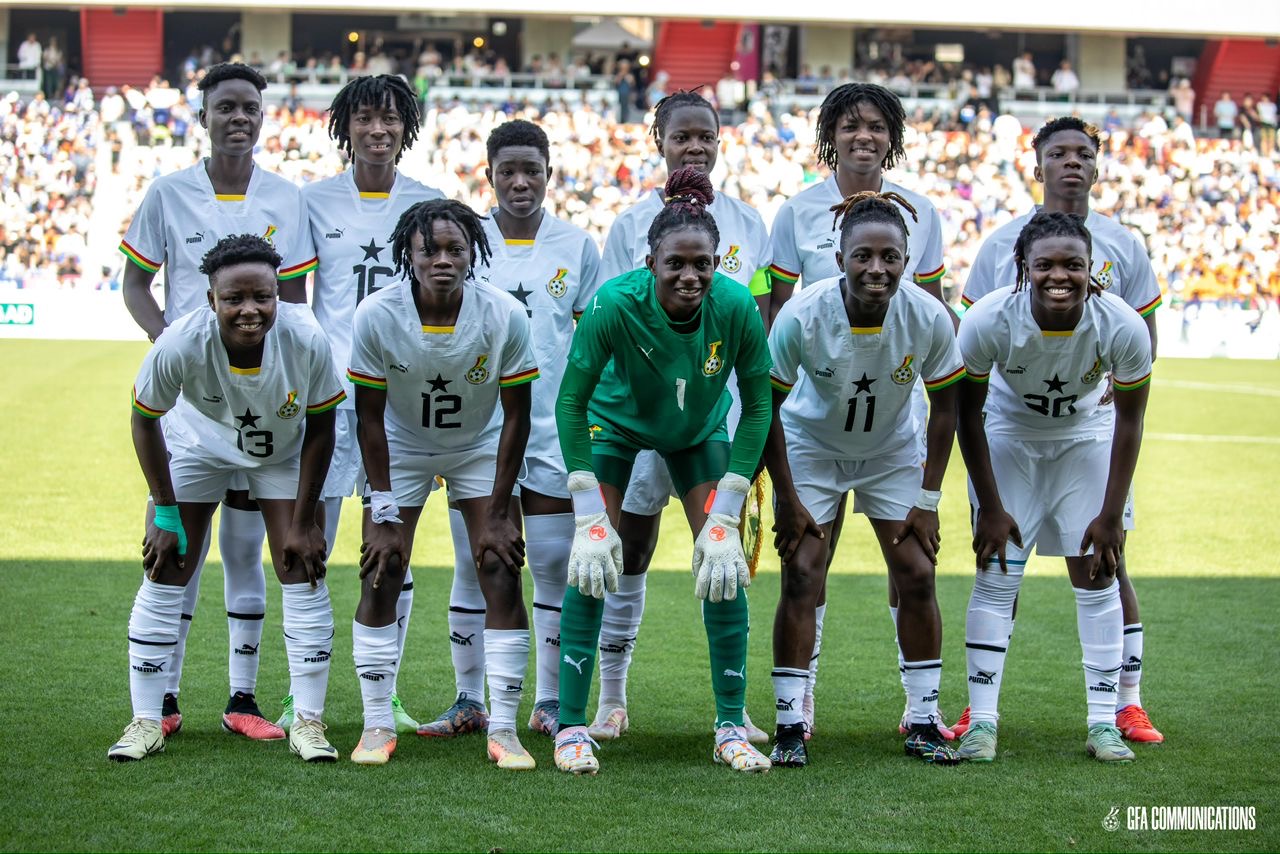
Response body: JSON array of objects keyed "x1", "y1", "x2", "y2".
[{"x1": 552, "y1": 167, "x2": 773, "y2": 775}]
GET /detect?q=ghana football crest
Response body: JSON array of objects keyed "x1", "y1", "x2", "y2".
[
  {"x1": 1093, "y1": 261, "x2": 1114, "y2": 290},
  {"x1": 262, "y1": 224, "x2": 278, "y2": 246},
  {"x1": 702, "y1": 340, "x2": 724, "y2": 376},
  {"x1": 1081, "y1": 355, "x2": 1103, "y2": 385},
  {"x1": 891, "y1": 355, "x2": 916, "y2": 385},
  {"x1": 720, "y1": 246, "x2": 742, "y2": 274},
  {"x1": 547, "y1": 268, "x2": 569, "y2": 298},
  {"x1": 465, "y1": 355, "x2": 490, "y2": 384},
  {"x1": 277, "y1": 390, "x2": 300, "y2": 419}
]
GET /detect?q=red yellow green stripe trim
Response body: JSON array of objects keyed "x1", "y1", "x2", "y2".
[
  {"x1": 1113, "y1": 373, "x2": 1151, "y2": 392},
  {"x1": 120, "y1": 241, "x2": 161, "y2": 274},
  {"x1": 347, "y1": 369, "x2": 387, "y2": 390},
  {"x1": 924, "y1": 366, "x2": 967, "y2": 391},
  {"x1": 914, "y1": 264, "x2": 946, "y2": 285},
  {"x1": 131, "y1": 387, "x2": 166, "y2": 418},
  {"x1": 279, "y1": 257, "x2": 318, "y2": 280},
  {"x1": 1135, "y1": 294, "x2": 1162, "y2": 317},
  {"x1": 768, "y1": 264, "x2": 799, "y2": 285},
  {"x1": 306, "y1": 390, "x2": 347, "y2": 413},
  {"x1": 499, "y1": 368, "x2": 540, "y2": 388},
  {"x1": 769, "y1": 375, "x2": 794, "y2": 393},
  {"x1": 965, "y1": 369, "x2": 990, "y2": 383},
  {"x1": 960, "y1": 293, "x2": 976, "y2": 308}
]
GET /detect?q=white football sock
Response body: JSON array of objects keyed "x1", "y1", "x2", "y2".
[
  {"x1": 771, "y1": 667, "x2": 807, "y2": 727},
  {"x1": 965, "y1": 566, "x2": 1022, "y2": 725},
  {"x1": 220, "y1": 506, "x2": 267, "y2": 696},
  {"x1": 128, "y1": 579, "x2": 185, "y2": 721},
  {"x1": 526, "y1": 513, "x2": 572, "y2": 704},
  {"x1": 1075, "y1": 582, "x2": 1123, "y2": 727},
  {"x1": 160, "y1": 534, "x2": 210, "y2": 696},
  {"x1": 394, "y1": 567, "x2": 414, "y2": 695},
  {"x1": 902, "y1": 659, "x2": 943, "y2": 726},
  {"x1": 806, "y1": 602, "x2": 827, "y2": 699},
  {"x1": 281, "y1": 581, "x2": 334, "y2": 721},
  {"x1": 448, "y1": 507, "x2": 487, "y2": 705},
  {"x1": 353, "y1": 620, "x2": 398, "y2": 730},
  {"x1": 598, "y1": 572, "x2": 646, "y2": 708},
  {"x1": 485, "y1": 628, "x2": 530, "y2": 733},
  {"x1": 1118, "y1": 623, "x2": 1144, "y2": 710},
  {"x1": 323, "y1": 496, "x2": 344, "y2": 559}
]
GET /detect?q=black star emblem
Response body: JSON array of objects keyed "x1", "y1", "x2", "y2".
[
  {"x1": 360, "y1": 239, "x2": 384, "y2": 262},
  {"x1": 508, "y1": 283, "x2": 533, "y2": 317},
  {"x1": 234, "y1": 408, "x2": 261, "y2": 429},
  {"x1": 1043, "y1": 374, "x2": 1068, "y2": 393},
  {"x1": 852, "y1": 372, "x2": 876, "y2": 394},
  {"x1": 427, "y1": 373, "x2": 451, "y2": 393}
]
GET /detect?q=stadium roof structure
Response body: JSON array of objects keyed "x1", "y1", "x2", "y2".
[{"x1": 570, "y1": 18, "x2": 651, "y2": 50}]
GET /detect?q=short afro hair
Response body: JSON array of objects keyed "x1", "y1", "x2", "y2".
[
  {"x1": 198, "y1": 62, "x2": 267, "y2": 94},
  {"x1": 486, "y1": 119, "x2": 551, "y2": 166},
  {"x1": 1031, "y1": 116, "x2": 1101, "y2": 162},
  {"x1": 199, "y1": 233, "x2": 281, "y2": 279}
]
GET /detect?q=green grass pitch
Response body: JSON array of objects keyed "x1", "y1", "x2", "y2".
[{"x1": 0, "y1": 340, "x2": 1276, "y2": 852}]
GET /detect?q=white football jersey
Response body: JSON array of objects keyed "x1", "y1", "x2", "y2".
[
  {"x1": 120, "y1": 163, "x2": 317, "y2": 322},
  {"x1": 474, "y1": 211, "x2": 601, "y2": 461},
  {"x1": 962, "y1": 209, "x2": 1162, "y2": 317},
  {"x1": 348, "y1": 278, "x2": 539, "y2": 456},
  {"x1": 958, "y1": 286, "x2": 1152, "y2": 441},
  {"x1": 768, "y1": 176, "x2": 945, "y2": 290},
  {"x1": 599, "y1": 190, "x2": 771, "y2": 290},
  {"x1": 132, "y1": 303, "x2": 345, "y2": 465},
  {"x1": 302, "y1": 169, "x2": 444, "y2": 410},
  {"x1": 770, "y1": 276, "x2": 964, "y2": 459}
]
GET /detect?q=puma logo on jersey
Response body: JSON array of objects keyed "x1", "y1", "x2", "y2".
[
  {"x1": 637, "y1": 346, "x2": 654, "y2": 360},
  {"x1": 817, "y1": 238, "x2": 835, "y2": 250},
  {"x1": 1006, "y1": 365, "x2": 1027, "y2": 374},
  {"x1": 203, "y1": 394, "x2": 223, "y2": 403},
  {"x1": 186, "y1": 232, "x2": 205, "y2": 244},
  {"x1": 390, "y1": 362, "x2": 409, "y2": 373},
  {"x1": 325, "y1": 227, "x2": 345, "y2": 239},
  {"x1": 722, "y1": 667, "x2": 745, "y2": 680},
  {"x1": 814, "y1": 367, "x2": 834, "y2": 378},
  {"x1": 564, "y1": 654, "x2": 587, "y2": 675}
]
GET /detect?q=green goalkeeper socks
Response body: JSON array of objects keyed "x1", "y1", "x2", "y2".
[
  {"x1": 703, "y1": 592, "x2": 749, "y2": 729},
  {"x1": 557, "y1": 586, "x2": 605, "y2": 728}
]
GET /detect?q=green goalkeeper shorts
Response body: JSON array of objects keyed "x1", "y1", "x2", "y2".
[{"x1": 587, "y1": 416, "x2": 730, "y2": 498}]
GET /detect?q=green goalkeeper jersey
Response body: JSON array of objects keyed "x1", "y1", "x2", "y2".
[{"x1": 556, "y1": 267, "x2": 773, "y2": 479}]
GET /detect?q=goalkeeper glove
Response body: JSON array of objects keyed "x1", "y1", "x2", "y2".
[
  {"x1": 692, "y1": 472, "x2": 751, "y2": 602},
  {"x1": 566, "y1": 471, "x2": 622, "y2": 599}
]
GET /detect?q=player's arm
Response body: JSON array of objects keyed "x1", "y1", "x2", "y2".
[
  {"x1": 956, "y1": 375, "x2": 1021, "y2": 572},
  {"x1": 750, "y1": 269, "x2": 772, "y2": 332},
  {"x1": 766, "y1": 268, "x2": 797, "y2": 326},
  {"x1": 131, "y1": 408, "x2": 185, "y2": 579},
  {"x1": 284, "y1": 403, "x2": 338, "y2": 586},
  {"x1": 122, "y1": 263, "x2": 167, "y2": 342},
  {"x1": 352, "y1": 376, "x2": 407, "y2": 587},
  {"x1": 475, "y1": 381, "x2": 533, "y2": 573},
  {"x1": 763, "y1": 384, "x2": 822, "y2": 563},
  {"x1": 1081, "y1": 372, "x2": 1151, "y2": 579},
  {"x1": 277, "y1": 276, "x2": 307, "y2": 304},
  {"x1": 1143, "y1": 312, "x2": 1158, "y2": 362},
  {"x1": 895, "y1": 380, "x2": 960, "y2": 564}
]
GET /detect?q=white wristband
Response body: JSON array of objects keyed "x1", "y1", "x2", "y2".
[
  {"x1": 570, "y1": 485, "x2": 606, "y2": 517},
  {"x1": 914, "y1": 489, "x2": 942, "y2": 512},
  {"x1": 369, "y1": 490, "x2": 402, "y2": 524}
]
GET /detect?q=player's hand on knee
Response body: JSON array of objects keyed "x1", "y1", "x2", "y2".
[
  {"x1": 771, "y1": 495, "x2": 824, "y2": 564},
  {"x1": 894, "y1": 507, "x2": 941, "y2": 565},
  {"x1": 359, "y1": 522, "x2": 408, "y2": 591},
  {"x1": 567, "y1": 471, "x2": 622, "y2": 598},
  {"x1": 476, "y1": 514, "x2": 526, "y2": 575},
  {"x1": 694, "y1": 473, "x2": 753, "y2": 602},
  {"x1": 973, "y1": 507, "x2": 1022, "y2": 573},
  {"x1": 1080, "y1": 514, "x2": 1123, "y2": 579},
  {"x1": 284, "y1": 521, "x2": 328, "y2": 587},
  {"x1": 145, "y1": 504, "x2": 187, "y2": 581}
]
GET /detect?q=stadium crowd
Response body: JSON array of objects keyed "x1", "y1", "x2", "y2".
[{"x1": 1, "y1": 79, "x2": 1276, "y2": 309}]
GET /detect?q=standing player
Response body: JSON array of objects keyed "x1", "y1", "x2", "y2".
[
  {"x1": 346, "y1": 200, "x2": 539, "y2": 768},
  {"x1": 766, "y1": 82, "x2": 953, "y2": 738},
  {"x1": 591, "y1": 90, "x2": 773, "y2": 744},
  {"x1": 552, "y1": 168, "x2": 773, "y2": 775},
  {"x1": 109, "y1": 234, "x2": 341, "y2": 762},
  {"x1": 119, "y1": 63, "x2": 316, "y2": 741},
  {"x1": 420, "y1": 120, "x2": 601, "y2": 739},
  {"x1": 954, "y1": 212, "x2": 1150, "y2": 763},
  {"x1": 294, "y1": 74, "x2": 444, "y2": 736},
  {"x1": 765, "y1": 193, "x2": 965, "y2": 767},
  {"x1": 957, "y1": 117, "x2": 1163, "y2": 744}
]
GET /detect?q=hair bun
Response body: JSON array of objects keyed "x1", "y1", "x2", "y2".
[{"x1": 664, "y1": 166, "x2": 715, "y2": 209}]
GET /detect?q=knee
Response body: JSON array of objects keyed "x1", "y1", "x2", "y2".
[
  {"x1": 779, "y1": 561, "x2": 823, "y2": 605},
  {"x1": 477, "y1": 556, "x2": 522, "y2": 597},
  {"x1": 892, "y1": 561, "x2": 936, "y2": 605},
  {"x1": 620, "y1": 532, "x2": 656, "y2": 575}
]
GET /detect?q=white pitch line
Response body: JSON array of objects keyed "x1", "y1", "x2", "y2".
[
  {"x1": 1148, "y1": 432, "x2": 1280, "y2": 445},
  {"x1": 1160, "y1": 379, "x2": 1280, "y2": 398}
]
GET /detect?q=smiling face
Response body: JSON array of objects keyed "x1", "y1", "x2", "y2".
[
  {"x1": 1025, "y1": 234, "x2": 1091, "y2": 318},
  {"x1": 657, "y1": 104, "x2": 720, "y2": 176},
  {"x1": 1034, "y1": 129, "x2": 1098, "y2": 202},
  {"x1": 836, "y1": 221, "x2": 906, "y2": 315},
  {"x1": 409, "y1": 219, "x2": 472, "y2": 296},
  {"x1": 833, "y1": 101, "x2": 891, "y2": 177},
  {"x1": 487, "y1": 144, "x2": 550, "y2": 220},
  {"x1": 646, "y1": 226, "x2": 719, "y2": 321},
  {"x1": 208, "y1": 262, "x2": 277, "y2": 352},
  {"x1": 349, "y1": 98, "x2": 404, "y2": 166},
  {"x1": 199, "y1": 78, "x2": 263, "y2": 157}
]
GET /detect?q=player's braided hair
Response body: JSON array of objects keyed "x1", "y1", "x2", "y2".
[
  {"x1": 829, "y1": 191, "x2": 918, "y2": 244},
  {"x1": 1012, "y1": 211, "x2": 1094, "y2": 294},
  {"x1": 197, "y1": 62, "x2": 267, "y2": 94},
  {"x1": 486, "y1": 119, "x2": 550, "y2": 165},
  {"x1": 326, "y1": 74, "x2": 421, "y2": 164},
  {"x1": 815, "y1": 83, "x2": 906, "y2": 172},
  {"x1": 1031, "y1": 116, "x2": 1102, "y2": 161},
  {"x1": 650, "y1": 89, "x2": 718, "y2": 145},
  {"x1": 199, "y1": 233, "x2": 281, "y2": 278},
  {"x1": 646, "y1": 166, "x2": 719, "y2": 252},
  {"x1": 390, "y1": 199, "x2": 492, "y2": 284}
]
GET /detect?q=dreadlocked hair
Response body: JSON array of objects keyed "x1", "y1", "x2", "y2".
[
  {"x1": 390, "y1": 199, "x2": 491, "y2": 283},
  {"x1": 829, "y1": 191, "x2": 918, "y2": 245},
  {"x1": 198, "y1": 62, "x2": 267, "y2": 93},
  {"x1": 486, "y1": 119, "x2": 550, "y2": 165},
  {"x1": 1012, "y1": 211, "x2": 1093, "y2": 293},
  {"x1": 646, "y1": 166, "x2": 719, "y2": 252},
  {"x1": 199, "y1": 233, "x2": 281, "y2": 278},
  {"x1": 650, "y1": 89, "x2": 719, "y2": 145},
  {"x1": 1031, "y1": 116, "x2": 1101, "y2": 161},
  {"x1": 326, "y1": 74, "x2": 421, "y2": 164},
  {"x1": 815, "y1": 83, "x2": 906, "y2": 172}
]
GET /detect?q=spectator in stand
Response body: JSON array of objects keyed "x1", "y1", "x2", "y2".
[
  {"x1": 1215, "y1": 92, "x2": 1239, "y2": 140},
  {"x1": 1257, "y1": 93, "x2": 1277, "y2": 158},
  {"x1": 614, "y1": 59, "x2": 636, "y2": 124},
  {"x1": 1012, "y1": 51, "x2": 1036, "y2": 90},
  {"x1": 1171, "y1": 78, "x2": 1195, "y2": 125},
  {"x1": 17, "y1": 33, "x2": 42, "y2": 81},
  {"x1": 1051, "y1": 60, "x2": 1080, "y2": 95},
  {"x1": 41, "y1": 37, "x2": 65, "y2": 102},
  {"x1": 1240, "y1": 94, "x2": 1262, "y2": 149}
]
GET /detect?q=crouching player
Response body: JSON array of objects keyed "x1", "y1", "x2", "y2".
[
  {"x1": 955, "y1": 212, "x2": 1151, "y2": 763},
  {"x1": 110, "y1": 234, "x2": 343, "y2": 762},
  {"x1": 764, "y1": 193, "x2": 964, "y2": 767},
  {"x1": 346, "y1": 200, "x2": 539, "y2": 768}
]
